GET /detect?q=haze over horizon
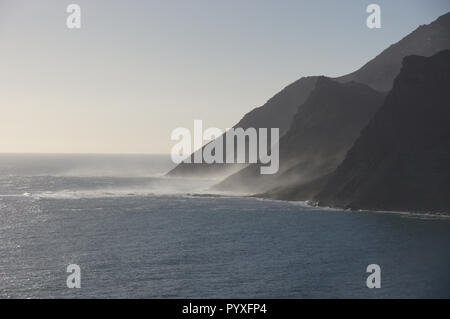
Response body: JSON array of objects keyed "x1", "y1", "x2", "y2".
[{"x1": 1, "y1": 0, "x2": 450, "y2": 154}]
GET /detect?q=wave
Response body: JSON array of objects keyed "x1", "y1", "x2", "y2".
[
  {"x1": 354, "y1": 208, "x2": 450, "y2": 220},
  {"x1": 30, "y1": 190, "x2": 156, "y2": 200},
  {"x1": 25, "y1": 176, "x2": 218, "y2": 199}
]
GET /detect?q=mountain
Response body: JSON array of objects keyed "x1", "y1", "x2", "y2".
[
  {"x1": 314, "y1": 50, "x2": 450, "y2": 213},
  {"x1": 213, "y1": 12, "x2": 450, "y2": 193},
  {"x1": 335, "y1": 12, "x2": 450, "y2": 91},
  {"x1": 168, "y1": 12, "x2": 450, "y2": 180},
  {"x1": 214, "y1": 77, "x2": 385, "y2": 194},
  {"x1": 167, "y1": 76, "x2": 318, "y2": 178}
]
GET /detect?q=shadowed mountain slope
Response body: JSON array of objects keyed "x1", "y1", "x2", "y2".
[
  {"x1": 315, "y1": 50, "x2": 450, "y2": 213},
  {"x1": 167, "y1": 76, "x2": 318, "y2": 178},
  {"x1": 214, "y1": 77, "x2": 385, "y2": 194},
  {"x1": 168, "y1": 12, "x2": 450, "y2": 180}
]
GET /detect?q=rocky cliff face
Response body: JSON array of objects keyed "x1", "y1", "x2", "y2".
[
  {"x1": 167, "y1": 76, "x2": 318, "y2": 178},
  {"x1": 315, "y1": 50, "x2": 450, "y2": 213},
  {"x1": 214, "y1": 77, "x2": 385, "y2": 194},
  {"x1": 168, "y1": 12, "x2": 450, "y2": 185}
]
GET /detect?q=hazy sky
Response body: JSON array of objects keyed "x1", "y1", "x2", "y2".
[{"x1": 1, "y1": 0, "x2": 449, "y2": 154}]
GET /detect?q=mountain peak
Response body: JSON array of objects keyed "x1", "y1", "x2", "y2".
[
  {"x1": 435, "y1": 11, "x2": 450, "y2": 25},
  {"x1": 335, "y1": 12, "x2": 450, "y2": 92}
]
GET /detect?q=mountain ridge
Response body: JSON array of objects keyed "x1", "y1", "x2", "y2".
[
  {"x1": 214, "y1": 77, "x2": 385, "y2": 193},
  {"x1": 314, "y1": 50, "x2": 450, "y2": 213},
  {"x1": 168, "y1": 12, "x2": 450, "y2": 187}
]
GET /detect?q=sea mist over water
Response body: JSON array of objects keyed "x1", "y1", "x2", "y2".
[
  {"x1": 0, "y1": 154, "x2": 219, "y2": 198},
  {"x1": 0, "y1": 154, "x2": 175, "y2": 177},
  {"x1": 0, "y1": 154, "x2": 449, "y2": 298}
]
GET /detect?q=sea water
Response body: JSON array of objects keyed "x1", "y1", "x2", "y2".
[{"x1": 0, "y1": 154, "x2": 449, "y2": 298}]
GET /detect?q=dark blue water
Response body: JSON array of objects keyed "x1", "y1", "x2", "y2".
[{"x1": 0, "y1": 154, "x2": 449, "y2": 298}]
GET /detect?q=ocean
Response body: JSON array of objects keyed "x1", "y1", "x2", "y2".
[{"x1": 0, "y1": 154, "x2": 449, "y2": 298}]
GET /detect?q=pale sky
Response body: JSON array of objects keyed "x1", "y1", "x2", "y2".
[{"x1": 1, "y1": 0, "x2": 449, "y2": 154}]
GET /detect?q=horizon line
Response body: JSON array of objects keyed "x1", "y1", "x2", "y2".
[{"x1": 0, "y1": 152, "x2": 171, "y2": 156}]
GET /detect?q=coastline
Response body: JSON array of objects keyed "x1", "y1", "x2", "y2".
[{"x1": 185, "y1": 190, "x2": 450, "y2": 220}]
